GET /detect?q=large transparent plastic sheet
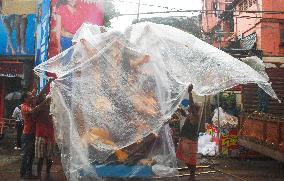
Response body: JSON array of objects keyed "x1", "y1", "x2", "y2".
[
  {"x1": 34, "y1": 22, "x2": 279, "y2": 180},
  {"x1": 123, "y1": 22, "x2": 279, "y2": 101}
]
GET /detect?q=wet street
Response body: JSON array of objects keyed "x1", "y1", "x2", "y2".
[
  {"x1": 0, "y1": 132, "x2": 66, "y2": 181},
  {"x1": 1, "y1": 0, "x2": 284, "y2": 179},
  {"x1": 1, "y1": 132, "x2": 284, "y2": 181}
]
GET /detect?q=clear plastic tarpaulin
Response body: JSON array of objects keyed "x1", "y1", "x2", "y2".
[{"x1": 34, "y1": 22, "x2": 278, "y2": 180}]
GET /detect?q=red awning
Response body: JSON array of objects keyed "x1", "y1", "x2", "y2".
[{"x1": 0, "y1": 61, "x2": 23, "y2": 77}]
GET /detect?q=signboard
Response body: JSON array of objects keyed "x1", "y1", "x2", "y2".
[
  {"x1": 48, "y1": 0, "x2": 104, "y2": 56},
  {"x1": 35, "y1": 0, "x2": 51, "y2": 66},
  {"x1": 34, "y1": 0, "x2": 51, "y2": 91},
  {"x1": 0, "y1": 0, "x2": 36, "y2": 56}
]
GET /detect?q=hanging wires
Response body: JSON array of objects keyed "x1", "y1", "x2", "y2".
[
  {"x1": 109, "y1": 0, "x2": 284, "y2": 18},
  {"x1": 113, "y1": 0, "x2": 186, "y2": 11},
  {"x1": 117, "y1": 9, "x2": 284, "y2": 17}
]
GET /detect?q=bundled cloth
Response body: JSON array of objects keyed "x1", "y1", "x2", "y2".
[{"x1": 212, "y1": 107, "x2": 238, "y2": 128}]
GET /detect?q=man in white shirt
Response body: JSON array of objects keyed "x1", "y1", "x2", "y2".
[{"x1": 12, "y1": 106, "x2": 23, "y2": 149}]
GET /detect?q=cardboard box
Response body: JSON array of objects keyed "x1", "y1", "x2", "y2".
[{"x1": 207, "y1": 124, "x2": 239, "y2": 157}]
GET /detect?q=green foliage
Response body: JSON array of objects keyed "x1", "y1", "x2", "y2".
[
  {"x1": 220, "y1": 92, "x2": 236, "y2": 107},
  {"x1": 214, "y1": 91, "x2": 239, "y2": 116},
  {"x1": 214, "y1": 92, "x2": 237, "y2": 110},
  {"x1": 103, "y1": 0, "x2": 119, "y2": 27}
]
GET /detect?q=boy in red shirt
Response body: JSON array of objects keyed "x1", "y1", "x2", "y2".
[
  {"x1": 34, "y1": 100, "x2": 55, "y2": 180},
  {"x1": 29, "y1": 79, "x2": 55, "y2": 180},
  {"x1": 55, "y1": 0, "x2": 104, "y2": 52}
]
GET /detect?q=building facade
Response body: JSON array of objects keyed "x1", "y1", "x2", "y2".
[
  {"x1": 201, "y1": 0, "x2": 234, "y2": 47},
  {"x1": 201, "y1": 0, "x2": 284, "y2": 63},
  {"x1": 234, "y1": 0, "x2": 284, "y2": 62},
  {"x1": 201, "y1": 0, "x2": 284, "y2": 162}
]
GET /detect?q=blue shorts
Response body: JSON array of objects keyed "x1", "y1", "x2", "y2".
[{"x1": 60, "y1": 36, "x2": 72, "y2": 51}]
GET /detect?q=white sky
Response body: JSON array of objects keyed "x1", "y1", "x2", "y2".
[{"x1": 111, "y1": 0, "x2": 202, "y2": 31}]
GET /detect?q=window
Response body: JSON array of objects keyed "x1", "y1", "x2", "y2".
[
  {"x1": 243, "y1": 0, "x2": 248, "y2": 10},
  {"x1": 212, "y1": 1, "x2": 219, "y2": 17},
  {"x1": 239, "y1": 2, "x2": 243, "y2": 11},
  {"x1": 280, "y1": 24, "x2": 284, "y2": 46},
  {"x1": 239, "y1": 0, "x2": 251, "y2": 11},
  {"x1": 248, "y1": 0, "x2": 253, "y2": 7}
]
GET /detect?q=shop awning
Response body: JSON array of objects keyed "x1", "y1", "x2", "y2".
[{"x1": 0, "y1": 61, "x2": 23, "y2": 78}]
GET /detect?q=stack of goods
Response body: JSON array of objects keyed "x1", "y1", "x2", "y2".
[
  {"x1": 206, "y1": 123, "x2": 239, "y2": 157},
  {"x1": 212, "y1": 107, "x2": 238, "y2": 128}
]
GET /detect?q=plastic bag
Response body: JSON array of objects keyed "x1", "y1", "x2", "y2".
[
  {"x1": 152, "y1": 164, "x2": 177, "y2": 177},
  {"x1": 198, "y1": 133, "x2": 218, "y2": 156}
]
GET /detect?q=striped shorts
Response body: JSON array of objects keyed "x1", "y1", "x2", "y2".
[{"x1": 35, "y1": 137, "x2": 55, "y2": 159}]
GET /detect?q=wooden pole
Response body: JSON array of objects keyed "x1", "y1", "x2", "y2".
[{"x1": 217, "y1": 93, "x2": 220, "y2": 154}]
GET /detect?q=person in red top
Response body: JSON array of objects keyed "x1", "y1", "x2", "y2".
[
  {"x1": 20, "y1": 91, "x2": 50, "y2": 179},
  {"x1": 26, "y1": 78, "x2": 55, "y2": 180},
  {"x1": 34, "y1": 96, "x2": 55, "y2": 180},
  {"x1": 56, "y1": 0, "x2": 85, "y2": 51},
  {"x1": 20, "y1": 91, "x2": 36, "y2": 179},
  {"x1": 176, "y1": 85, "x2": 202, "y2": 181},
  {"x1": 78, "y1": 1, "x2": 104, "y2": 26},
  {"x1": 55, "y1": 0, "x2": 104, "y2": 52}
]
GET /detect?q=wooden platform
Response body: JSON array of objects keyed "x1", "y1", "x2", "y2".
[{"x1": 239, "y1": 137, "x2": 284, "y2": 163}]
